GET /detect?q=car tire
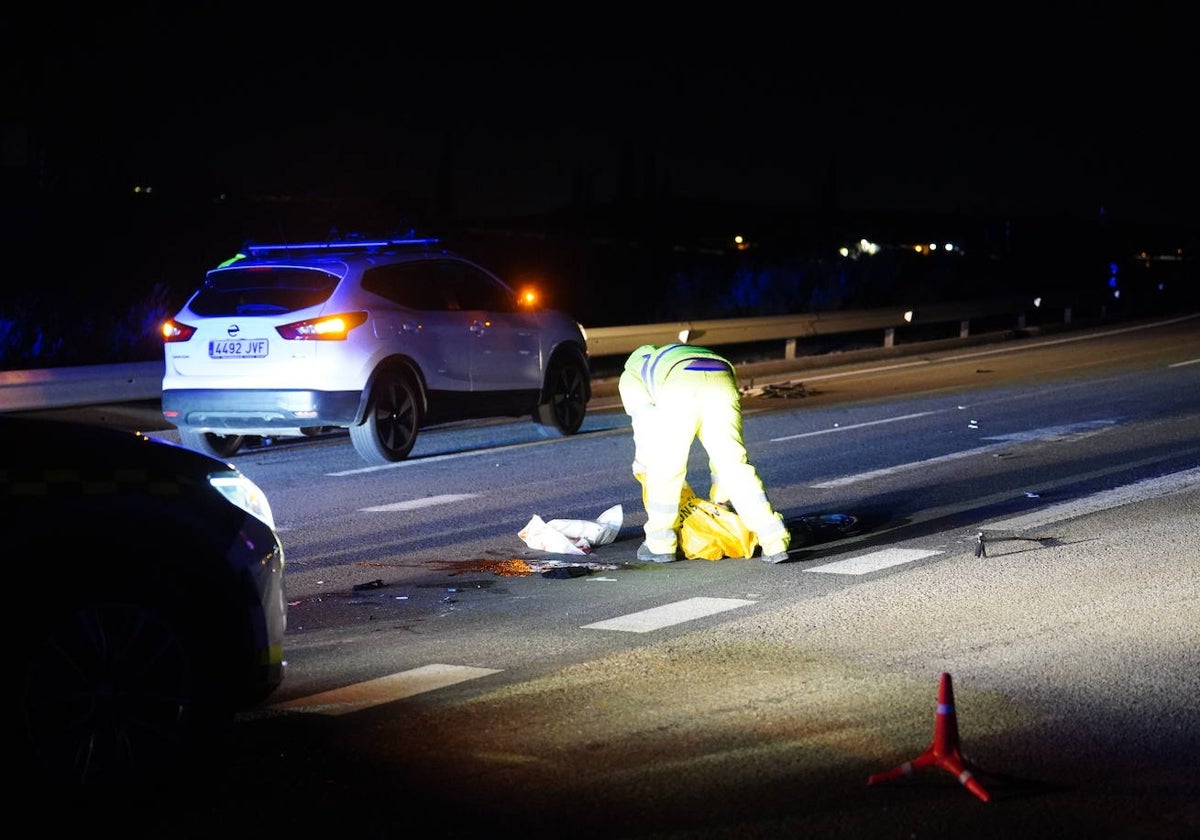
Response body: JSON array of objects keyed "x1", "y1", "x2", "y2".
[
  {"x1": 177, "y1": 427, "x2": 246, "y2": 459},
  {"x1": 534, "y1": 353, "x2": 588, "y2": 436},
  {"x1": 20, "y1": 596, "x2": 206, "y2": 785},
  {"x1": 350, "y1": 369, "x2": 422, "y2": 464}
]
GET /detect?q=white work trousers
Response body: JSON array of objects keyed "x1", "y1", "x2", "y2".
[{"x1": 631, "y1": 370, "x2": 789, "y2": 556}]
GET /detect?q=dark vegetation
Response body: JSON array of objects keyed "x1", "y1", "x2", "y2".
[{"x1": 3, "y1": 185, "x2": 1194, "y2": 370}]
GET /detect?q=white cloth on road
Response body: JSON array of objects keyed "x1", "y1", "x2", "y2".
[{"x1": 519, "y1": 504, "x2": 623, "y2": 555}]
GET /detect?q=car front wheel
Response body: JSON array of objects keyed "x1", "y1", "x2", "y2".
[
  {"x1": 21, "y1": 598, "x2": 203, "y2": 785},
  {"x1": 350, "y1": 370, "x2": 422, "y2": 464}
]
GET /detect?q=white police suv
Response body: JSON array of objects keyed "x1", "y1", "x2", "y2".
[{"x1": 161, "y1": 237, "x2": 591, "y2": 464}]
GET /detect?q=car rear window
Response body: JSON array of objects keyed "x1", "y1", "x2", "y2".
[{"x1": 188, "y1": 267, "x2": 340, "y2": 316}]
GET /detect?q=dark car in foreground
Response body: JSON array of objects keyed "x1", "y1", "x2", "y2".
[{"x1": 2, "y1": 416, "x2": 286, "y2": 785}]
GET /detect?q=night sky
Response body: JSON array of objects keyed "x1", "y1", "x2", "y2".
[{"x1": 11, "y1": 5, "x2": 1199, "y2": 229}]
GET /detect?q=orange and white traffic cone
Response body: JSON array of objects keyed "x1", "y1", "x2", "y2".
[{"x1": 867, "y1": 671, "x2": 991, "y2": 802}]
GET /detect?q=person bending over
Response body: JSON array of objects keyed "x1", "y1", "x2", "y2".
[{"x1": 618, "y1": 343, "x2": 790, "y2": 564}]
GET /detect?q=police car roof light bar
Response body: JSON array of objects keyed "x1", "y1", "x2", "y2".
[{"x1": 246, "y1": 237, "x2": 440, "y2": 257}]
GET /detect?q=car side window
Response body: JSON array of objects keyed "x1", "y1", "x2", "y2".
[
  {"x1": 362, "y1": 263, "x2": 456, "y2": 311},
  {"x1": 440, "y1": 260, "x2": 516, "y2": 312}
]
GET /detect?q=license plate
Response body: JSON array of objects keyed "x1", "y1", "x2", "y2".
[{"x1": 209, "y1": 338, "x2": 269, "y2": 358}]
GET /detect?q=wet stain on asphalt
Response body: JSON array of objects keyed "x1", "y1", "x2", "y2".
[{"x1": 425, "y1": 557, "x2": 621, "y2": 578}]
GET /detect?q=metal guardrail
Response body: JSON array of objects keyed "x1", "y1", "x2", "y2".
[
  {"x1": 585, "y1": 309, "x2": 910, "y2": 358},
  {"x1": 0, "y1": 296, "x2": 1093, "y2": 412},
  {"x1": 583, "y1": 293, "x2": 1100, "y2": 360},
  {"x1": 0, "y1": 360, "x2": 166, "y2": 412}
]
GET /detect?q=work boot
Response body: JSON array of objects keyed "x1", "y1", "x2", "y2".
[
  {"x1": 761, "y1": 549, "x2": 789, "y2": 564},
  {"x1": 637, "y1": 543, "x2": 679, "y2": 563}
]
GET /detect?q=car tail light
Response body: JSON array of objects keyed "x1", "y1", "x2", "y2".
[
  {"x1": 162, "y1": 318, "x2": 196, "y2": 342},
  {"x1": 275, "y1": 311, "x2": 368, "y2": 340}
]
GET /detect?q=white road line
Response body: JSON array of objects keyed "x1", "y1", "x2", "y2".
[
  {"x1": 772, "y1": 411, "x2": 937, "y2": 442},
  {"x1": 804, "y1": 548, "x2": 942, "y2": 575},
  {"x1": 810, "y1": 420, "x2": 1118, "y2": 488},
  {"x1": 270, "y1": 664, "x2": 502, "y2": 716},
  {"x1": 327, "y1": 438, "x2": 557, "y2": 476},
  {"x1": 582, "y1": 596, "x2": 756, "y2": 633},
  {"x1": 811, "y1": 444, "x2": 1012, "y2": 488},
  {"x1": 981, "y1": 465, "x2": 1200, "y2": 532},
  {"x1": 360, "y1": 493, "x2": 478, "y2": 512}
]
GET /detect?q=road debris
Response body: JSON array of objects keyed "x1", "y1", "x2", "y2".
[{"x1": 741, "y1": 380, "x2": 807, "y2": 399}]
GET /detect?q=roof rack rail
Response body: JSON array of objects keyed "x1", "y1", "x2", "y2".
[{"x1": 245, "y1": 237, "x2": 440, "y2": 257}]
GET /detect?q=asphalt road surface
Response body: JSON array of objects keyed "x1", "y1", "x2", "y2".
[{"x1": 30, "y1": 315, "x2": 1200, "y2": 839}]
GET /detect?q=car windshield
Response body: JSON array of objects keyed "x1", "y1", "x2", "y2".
[{"x1": 189, "y1": 267, "x2": 340, "y2": 316}]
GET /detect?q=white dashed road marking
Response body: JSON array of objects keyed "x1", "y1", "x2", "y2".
[
  {"x1": 811, "y1": 445, "x2": 1013, "y2": 488},
  {"x1": 804, "y1": 548, "x2": 942, "y2": 575},
  {"x1": 582, "y1": 596, "x2": 756, "y2": 633},
  {"x1": 270, "y1": 664, "x2": 501, "y2": 716},
  {"x1": 360, "y1": 493, "x2": 478, "y2": 512},
  {"x1": 772, "y1": 412, "x2": 936, "y2": 442}
]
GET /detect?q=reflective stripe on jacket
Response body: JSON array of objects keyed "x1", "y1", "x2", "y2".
[{"x1": 625, "y1": 344, "x2": 732, "y2": 403}]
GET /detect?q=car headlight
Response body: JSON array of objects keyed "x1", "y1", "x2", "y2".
[{"x1": 208, "y1": 470, "x2": 276, "y2": 530}]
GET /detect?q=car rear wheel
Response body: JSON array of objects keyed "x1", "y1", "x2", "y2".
[
  {"x1": 534, "y1": 354, "x2": 588, "y2": 436},
  {"x1": 177, "y1": 427, "x2": 246, "y2": 459},
  {"x1": 350, "y1": 370, "x2": 422, "y2": 464}
]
